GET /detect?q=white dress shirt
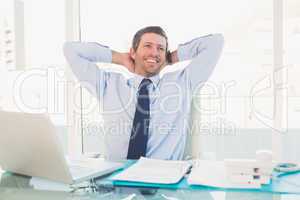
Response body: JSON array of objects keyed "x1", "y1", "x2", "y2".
[{"x1": 63, "y1": 34, "x2": 224, "y2": 160}]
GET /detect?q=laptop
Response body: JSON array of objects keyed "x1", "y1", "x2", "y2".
[{"x1": 0, "y1": 111, "x2": 124, "y2": 184}]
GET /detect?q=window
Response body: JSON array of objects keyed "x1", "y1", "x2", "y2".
[
  {"x1": 0, "y1": 0, "x2": 67, "y2": 150},
  {"x1": 282, "y1": 0, "x2": 300, "y2": 162}
]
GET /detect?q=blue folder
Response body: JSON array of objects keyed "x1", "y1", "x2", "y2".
[{"x1": 98, "y1": 160, "x2": 300, "y2": 194}]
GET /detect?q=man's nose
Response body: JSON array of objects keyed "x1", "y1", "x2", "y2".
[{"x1": 149, "y1": 47, "x2": 159, "y2": 57}]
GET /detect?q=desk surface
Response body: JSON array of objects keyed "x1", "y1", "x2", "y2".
[{"x1": 1, "y1": 171, "x2": 300, "y2": 200}]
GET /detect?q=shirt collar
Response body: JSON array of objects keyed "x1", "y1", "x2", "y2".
[{"x1": 127, "y1": 73, "x2": 160, "y2": 90}]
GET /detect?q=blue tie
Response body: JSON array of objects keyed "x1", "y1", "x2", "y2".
[{"x1": 127, "y1": 78, "x2": 152, "y2": 159}]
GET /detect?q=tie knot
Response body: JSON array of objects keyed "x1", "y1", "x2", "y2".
[{"x1": 139, "y1": 78, "x2": 152, "y2": 90}]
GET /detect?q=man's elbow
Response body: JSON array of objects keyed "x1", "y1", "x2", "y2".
[
  {"x1": 63, "y1": 42, "x2": 80, "y2": 61},
  {"x1": 63, "y1": 42, "x2": 73, "y2": 56}
]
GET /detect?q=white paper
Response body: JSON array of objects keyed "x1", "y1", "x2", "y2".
[
  {"x1": 112, "y1": 157, "x2": 191, "y2": 184},
  {"x1": 187, "y1": 160, "x2": 262, "y2": 189}
]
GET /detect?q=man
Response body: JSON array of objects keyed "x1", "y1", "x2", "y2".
[{"x1": 64, "y1": 26, "x2": 224, "y2": 160}]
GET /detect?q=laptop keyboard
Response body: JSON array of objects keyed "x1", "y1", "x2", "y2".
[
  {"x1": 67, "y1": 158, "x2": 123, "y2": 180},
  {"x1": 69, "y1": 165, "x2": 96, "y2": 178}
]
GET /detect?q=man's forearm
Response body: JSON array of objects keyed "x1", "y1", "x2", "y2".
[
  {"x1": 177, "y1": 34, "x2": 224, "y2": 62},
  {"x1": 112, "y1": 51, "x2": 135, "y2": 72},
  {"x1": 112, "y1": 50, "x2": 123, "y2": 65},
  {"x1": 64, "y1": 42, "x2": 112, "y2": 63},
  {"x1": 178, "y1": 34, "x2": 224, "y2": 90},
  {"x1": 63, "y1": 42, "x2": 111, "y2": 97}
]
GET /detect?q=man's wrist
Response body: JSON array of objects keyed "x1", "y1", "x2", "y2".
[
  {"x1": 170, "y1": 50, "x2": 179, "y2": 64},
  {"x1": 112, "y1": 50, "x2": 122, "y2": 65}
]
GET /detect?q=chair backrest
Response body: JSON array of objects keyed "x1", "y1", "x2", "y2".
[{"x1": 183, "y1": 105, "x2": 202, "y2": 160}]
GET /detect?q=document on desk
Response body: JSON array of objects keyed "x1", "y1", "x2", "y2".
[
  {"x1": 111, "y1": 157, "x2": 192, "y2": 184},
  {"x1": 187, "y1": 160, "x2": 261, "y2": 189}
]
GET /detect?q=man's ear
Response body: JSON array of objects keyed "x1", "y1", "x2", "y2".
[
  {"x1": 129, "y1": 48, "x2": 136, "y2": 61},
  {"x1": 166, "y1": 50, "x2": 172, "y2": 64}
]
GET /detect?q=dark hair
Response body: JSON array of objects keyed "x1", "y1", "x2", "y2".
[{"x1": 132, "y1": 26, "x2": 172, "y2": 63}]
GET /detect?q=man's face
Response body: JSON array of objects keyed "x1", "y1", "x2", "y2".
[{"x1": 130, "y1": 33, "x2": 167, "y2": 77}]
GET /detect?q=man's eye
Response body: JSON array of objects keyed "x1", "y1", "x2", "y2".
[{"x1": 159, "y1": 47, "x2": 165, "y2": 51}]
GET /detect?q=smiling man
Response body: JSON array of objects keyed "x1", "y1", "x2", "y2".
[
  {"x1": 112, "y1": 27, "x2": 173, "y2": 76},
  {"x1": 64, "y1": 26, "x2": 224, "y2": 160}
]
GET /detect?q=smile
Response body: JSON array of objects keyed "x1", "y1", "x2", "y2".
[{"x1": 145, "y1": 58, "x2": 158, "y2": 63}]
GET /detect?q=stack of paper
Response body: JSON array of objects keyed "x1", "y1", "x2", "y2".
[
  {"x1": 111, "y1": 157, "x2": 192, "y2": 184},
  {"x1": 112, "y1": 158, "x2": 274, "y2": 189},
  {"x1": 224, "y1": 159, "x2": 273, "y2": 186},
  {"x1": 187, "y1": 160, "x2": 267, "y2": 189}
]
